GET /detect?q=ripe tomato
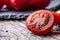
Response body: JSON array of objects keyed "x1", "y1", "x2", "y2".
[
  {"x1": 30, "y1": 0, "x2": 50, "y2": 9},
  {"x1": 4, "y1": 0, "x2": 13, "y2": 9},
  {"x1": 26, "y1": 10, "x2": 54, "y2": 35},
  {"x1": 0, "y1": 0, "x2": 4, "y2": 9},
  {"x1": 10, "y1": 0, "x2": 30, "y2": 10},
  {"x1": 53, "y1": 12, "x2": 60, "y2": 25}
]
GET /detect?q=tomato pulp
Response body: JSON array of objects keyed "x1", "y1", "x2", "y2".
[{"x1": 26, "y1": 10, "x2": 54, "y2": 35}]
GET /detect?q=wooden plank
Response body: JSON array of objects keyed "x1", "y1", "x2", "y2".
[{"x1": 0, "y1": 20, "x2": 60, "y2": 40}]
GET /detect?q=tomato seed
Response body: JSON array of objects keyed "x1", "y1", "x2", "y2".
[
  {"x1": 40, "y1": 14, "x2": 50, "y2": 27},
  {"x1": 29, "y1": 14, "x2": 40, "y2": 28}
]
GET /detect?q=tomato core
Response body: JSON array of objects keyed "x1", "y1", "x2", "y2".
[{"x1": 29, "y1": 13, "x2": 50, "y2": 29}]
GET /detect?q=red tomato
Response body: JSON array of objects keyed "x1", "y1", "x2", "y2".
[
  {"x1": 26, "y1": 10, "x2": 54, "y2": 35},
  {"x1": 4, "y1": 0, "x2": 13, "y2": 9},
  {"x1": 0, "y1": 0, "x2": 4, "y2": 9},
  {"x1": 53, "y1": 12, "x2": 60, "y2": 25},
  {"x1": 30, "y1": 0, "x2": 50, "y2": 9},
  {"x1": 10, "y1": 0, "x2": 30, "y2": 10}
]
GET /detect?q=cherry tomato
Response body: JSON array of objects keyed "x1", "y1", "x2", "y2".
[
  {"x1": 53, "y1": 12, "x2": 60, "y2": 25},
  {"x1": 26, "y1": 10, "x2": 54, "y2": 35},
  {"x1": 0, "y1": 0, "x2": 4, "y2": 9},
  {"x1": 4, "y1": 0, "x2": 13, "y2": 9},
  {"x1": 30, "y1": 0, "x2": 50, "y2": 9},
  {"x1": 10, "y1": 0, "x2": 30, "y2": 10}
]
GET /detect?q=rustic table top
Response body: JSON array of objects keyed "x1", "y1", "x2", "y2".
[{"x1": 0, "y1": 20, "x2": 60, "y2": 40}]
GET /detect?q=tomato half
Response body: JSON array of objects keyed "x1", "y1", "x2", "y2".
[
  {"x1": 4, "y1": 0, "x2": 13, "y2": 9},
  {"x1": 26, "y1": 10, "x2": 54, "y2": 35},
  {"x1": 53, "y1": 12, "x2": 60, "y2": 25},
  {"x1": 10, "y1": 0, "x2": 30, "y2": 10},
  {"x1": 0, "y1": 0, "x2": 4, "y2": 9}
]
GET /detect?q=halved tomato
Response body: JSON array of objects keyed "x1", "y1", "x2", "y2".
[
  {"x1": 26, "y1": 10, "x2": 54, "y2": 35},
  {"x1": 53, "y1": 12, "x2": 60, "y2": 25}
]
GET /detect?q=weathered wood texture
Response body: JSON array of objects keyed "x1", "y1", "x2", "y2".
[{"x1": 0, "y1": 20, "x2": 60, "y2": 40}]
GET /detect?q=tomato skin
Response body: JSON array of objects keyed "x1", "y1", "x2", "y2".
[
  {"x1": 0, "y1": 0, "x2": 4, "y2": 9},
  {"x1": 26, "y1": 10, "x2": 54, "y2": 35},
  {"x1": 53, "y1": 12, "x2": 60, "y2": 25},
  {"x1": 4, "y1": 0, "x2": 13, "y2": 9},
  {"x1": 26, "y1": 21, "x2": 53, "y2": 35},
  {"x1": 10, "y1": 0, "x2": 30, "y2": 10},
  {"x1": 30, "y1": 0, "x2": 50, "y2": 9}
]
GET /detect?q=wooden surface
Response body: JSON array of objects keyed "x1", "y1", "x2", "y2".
[{"x1": 0, "y1": 20, "x2": 60, "y2": 40}]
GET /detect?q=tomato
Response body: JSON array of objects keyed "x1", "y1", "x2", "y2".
[
  {"x1": 4, "y1": 0, "x2": 13, "y2": 9},
  {"x1": 30, "y1": 0, "x2": 50, "y2": 9},
  {"x1": 0, "y1": 0, "x2": 4, "y2": 9},
  {"x1": 25, "y1": 10, "x2": 54, "y2": 35},
  {"x1": 10, "y1": 0, "x2": 30, "y2": 10},
  {"x1": 53, "y1": 12, "x2": 60, "y2": 25}
]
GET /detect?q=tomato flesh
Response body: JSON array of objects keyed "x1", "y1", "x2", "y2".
[{"x1": 26, "y1": 10, "x2": 54, "y2": 35}]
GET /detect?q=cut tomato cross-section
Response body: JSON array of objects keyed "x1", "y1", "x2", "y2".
[{"x1": 26, "y1": 10, "x2": 54, "y2": 35}]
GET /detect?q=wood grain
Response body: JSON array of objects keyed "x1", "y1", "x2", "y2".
[{"x1": 0, "y1": 20, "x2": 60, "y2": 40}]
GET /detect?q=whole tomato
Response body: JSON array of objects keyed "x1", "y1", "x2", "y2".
[
  {"x1": 30, "y1": 0, "x2": 50, "y2": 9},
  {"x1": 4, "y1": 0, "x2": 13, "y2": 9},
  {"x1": 0, "y1": 0, "x2": 4, "y2": 9},
  {"x1": 26, "y1": 10, "x2": 54, "y2": 35},
  {"x1": 53, "y1": 12, "x2": 60, "y2": 25},
  {"x1": 10, "y1": 0, "x2": 30, "y2": 10}
]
